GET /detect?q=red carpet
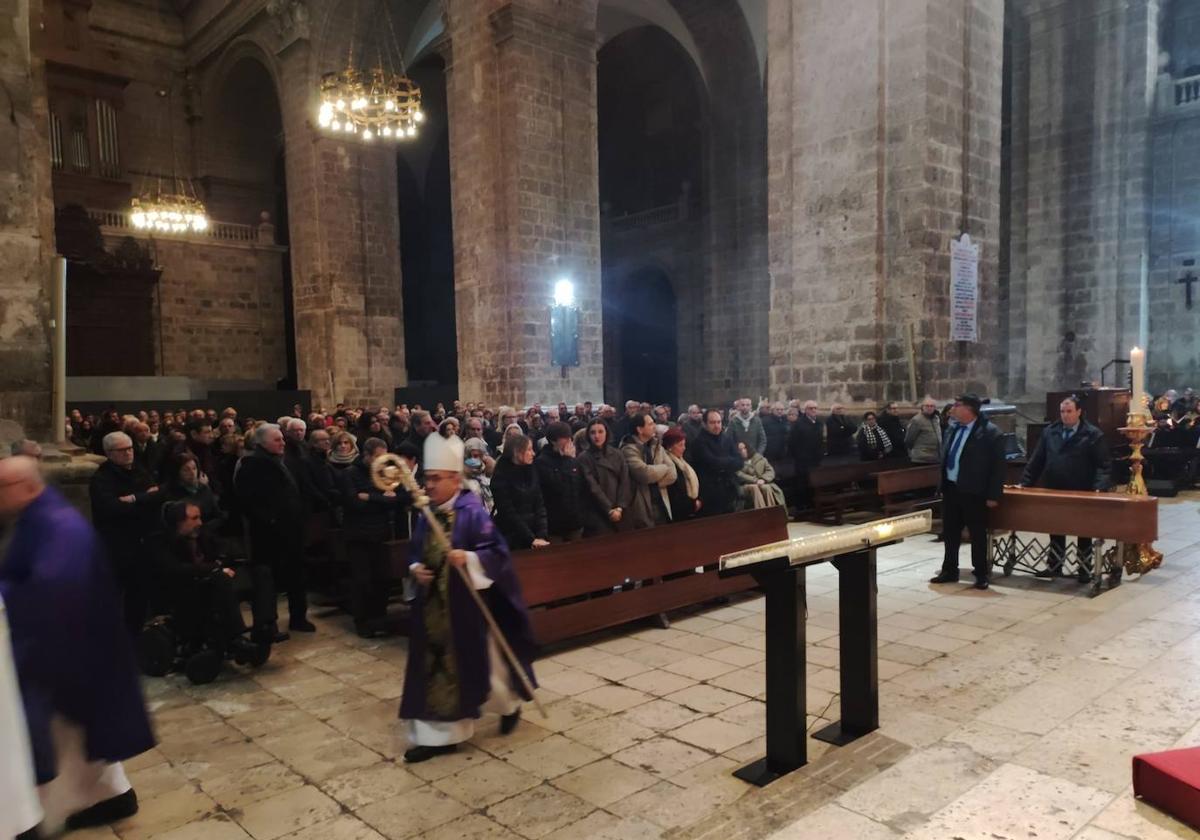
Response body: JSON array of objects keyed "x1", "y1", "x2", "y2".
[{"x1": 1133, "y1": 747, "x2": 1200, "y2": 830}]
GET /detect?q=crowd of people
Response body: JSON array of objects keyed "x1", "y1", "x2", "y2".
[{"x1": 61, "y1": 396, "x2": 975, "y2": 644}]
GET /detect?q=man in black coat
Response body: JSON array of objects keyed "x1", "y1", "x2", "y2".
[
  {"x1": 930, "y1": 394, "x2": 1007, "y2": 590},
  {"x1": 825, "y1": 404, "x2": 857, "y2": 458},
  {"x1": 235, "y1": 423, "x2": 312, "y2": 638},
  {"x1": 690, "y1": 409, "x2": 744, "y2": 517},
  {"x1": 89, "y1": 430, "x2": 163, "y2": 634},
  {"x1": 533, "y1": 422, "x2": 586, "y2": 542},
  {"x1": 305, "y1": 428, "x2": 341, "y2": 514},
  {"x1": 341, "y1": 438, "x2": 409, "y2": 637},
  {"x1": 1020, "y1": 396, "x2": 1112, "y2": 582},
  {"x1": 788, "y1": 401, "x2": 824, "y2": 510}
]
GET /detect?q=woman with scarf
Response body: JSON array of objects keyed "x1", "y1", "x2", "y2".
[
  {"x1": 162, "y1": 452, "x2": 223, "y2": 535},
  {"x1": 856, "y1": 411, "x2": 895, "y2": 461},
  {"x1": 661, "y1": 427, "x2": 700, "y2": 521},
  {"x1": 577, "y1": 419, "x2": 633, "y2": 535},
  {"x1": 463, "y1": 437, "x2": 495, "y2": 513},
  {"x1": 328, "y1": 431, "x2": 360, "y2": 475}
]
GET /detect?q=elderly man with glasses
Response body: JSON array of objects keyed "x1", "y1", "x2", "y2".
[{"x1": 87, "y1": 432, "x2": 162, "y2": 635}]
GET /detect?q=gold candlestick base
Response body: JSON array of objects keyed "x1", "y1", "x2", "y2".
[{"x1": 1117, "y1": 411, "x2": 1163, "y2": 575}]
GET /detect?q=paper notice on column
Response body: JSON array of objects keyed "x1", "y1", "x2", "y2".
[{"x1": 950, "y1": 233, "x2": 979, "y2": 342}]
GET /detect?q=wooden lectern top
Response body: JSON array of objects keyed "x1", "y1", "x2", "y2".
[{"x1": 989, "y1": 487, "x2": 1157, "y2": 544}]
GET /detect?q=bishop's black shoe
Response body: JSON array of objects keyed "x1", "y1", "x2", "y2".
[
  {"x1": 288, "y1": 618, "x2": 317, "y2": 633},
  {"x1": 403, "y1": 744, "x2": 459, "y2": 764},
  {"x1": 929, "y1": 572, "x2": 960, "y2": 584},
  {"x1": 500, "y1": 710, "x2": 522, "y2": 735},
  {"x1": 65, "y1": 789, "x2": 139, "y2": 830}
]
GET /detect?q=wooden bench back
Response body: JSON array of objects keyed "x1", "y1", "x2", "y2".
[
  {"x1": 989, "y1": 487, "x2": 1158, "y2": 543},
  {"x1": 512, "y1": 506, "x2": 789, "y2": 645},
  {"x1": 809, "y1": 461, "x2": 889, "y2": 488},
  {"x1": 877, "y1": 464, "x2": 940, "y2": 495},
  {"x1": 383, "y1": 506, "x2": 789, "y2": 646}
]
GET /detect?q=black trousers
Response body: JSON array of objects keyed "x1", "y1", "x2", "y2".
[
  {"x1": 941, "y1": 482, "x2": 990, "y2": 581},
  {"x1": 1049, "y1": 535, "x2": 1093, "y2": 571},
  {"x1": 347, "y1": 539, "x2": 391, "y2": 628},
  {"x1": 244, "y1": 562, "x2": 277, "y2": 632}
]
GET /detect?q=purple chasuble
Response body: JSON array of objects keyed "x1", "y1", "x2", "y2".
[
  {"x1": 0, "y1": 487, "x2": 156, "y2": 784},
  {"x1": 399, "y1": 490, "x2": 537, "y2": 722}
]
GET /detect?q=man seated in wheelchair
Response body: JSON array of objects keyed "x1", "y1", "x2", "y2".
[{"x1": 144, "y1": 501, "x2": 270, "y2": 680}]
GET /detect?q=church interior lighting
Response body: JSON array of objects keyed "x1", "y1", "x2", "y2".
[
  {"x1": 129, "y1": 87, "x2": 209, "y2": 235},
  {"x1": 316, "y1": 2, "x2": 424, "y2": 143}
]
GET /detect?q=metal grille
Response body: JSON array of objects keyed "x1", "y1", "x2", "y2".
[
  {"x1": 95, "y1": 99, "x2": 120, "y2": 178},
  {"x1": 49, "y1": 111, "x2": 63, "y2": 171},
  {"x1": 69, "y1": 115, "x2": 90, "y2": 173}
]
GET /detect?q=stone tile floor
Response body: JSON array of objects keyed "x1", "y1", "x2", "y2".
[{"x1": 85, "y1": 494, "x2": 1200, "y2": 839}]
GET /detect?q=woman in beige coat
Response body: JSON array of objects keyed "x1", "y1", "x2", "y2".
[{"x1": 735, "y1": 442, "x2": 787, "y2": 509}]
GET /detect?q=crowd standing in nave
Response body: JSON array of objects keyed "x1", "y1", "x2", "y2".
[{"x1": 6, "y1": 385, "x2": 1198, "y2": 833}]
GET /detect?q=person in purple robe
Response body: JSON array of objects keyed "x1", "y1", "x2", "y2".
[
  {"x1": 399, "y1": 433, "x2": 538, "y2": 763},
  {"x1": 0, "y1": 456, "x2": 155, "y2": 835}
]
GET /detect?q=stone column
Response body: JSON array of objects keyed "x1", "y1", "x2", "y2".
[
  {"x1": 767, "y1": 0, "x2": 1004, "y2": 404},
  {"x1": 443, "y1": 0, "x2": 602, "y2": 406},
  {"x1": 275, "y1": 33, "x2": 405, "y2": 410},
  {"x1": 1004, "y1": 0, "x2": 1157, "y2": 399},
  {"x1": 0, "y1": 0, "x2": 54, "y2": 436}
]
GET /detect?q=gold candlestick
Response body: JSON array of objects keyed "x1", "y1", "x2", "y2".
[{"x1": 1116, "y1": 398, "x2": 1163, "y2": 575}]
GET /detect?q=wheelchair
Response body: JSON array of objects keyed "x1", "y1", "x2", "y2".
[{"x1": 137, "y1": 570, "x2": 271, "y2": 685}]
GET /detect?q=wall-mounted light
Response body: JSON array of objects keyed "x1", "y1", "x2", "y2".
[{"x1": 550, "y1": 277, "x2": 579, "y2": 370}]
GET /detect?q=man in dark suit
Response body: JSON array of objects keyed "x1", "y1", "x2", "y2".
[
  {"x1": 930, "y1": 394, "x2": 1006, "y2": 590},
  {"x1": 1020, "y1": 395, "x2": 1111, "y2": 582},
  {"x1": 787, "y1": 400, "x2": 824, "y2": 510}
]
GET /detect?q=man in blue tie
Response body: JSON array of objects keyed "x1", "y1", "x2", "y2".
[
  {"x1": 1020, "y1": 395, "x2": 1111, "y2": 581},
  {"x1": 930, "y1": 394, "x2": 1007, "y2": 589}
]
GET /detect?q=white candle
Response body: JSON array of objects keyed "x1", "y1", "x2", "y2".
[{"x1": 1131, "y1": 347, "x2": 1145, "y2": 415}]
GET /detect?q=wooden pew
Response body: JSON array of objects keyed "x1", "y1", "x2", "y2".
[
  {"x1": 808, "y1": 460, "x2": 893, "y2": 524},
  {"x1": 386, "y1": 505, "x2": 790, "y2": 647},
  {"x1": 513, "y1": 506, "x2": 788, "y2": 646},
  {"x1": 876, "y1": 464, "x2": 941, "y2": 516}
]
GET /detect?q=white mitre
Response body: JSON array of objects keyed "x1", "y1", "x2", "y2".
[{"x1": 424, "y1": 432, "x2": 465, "y2": 473}]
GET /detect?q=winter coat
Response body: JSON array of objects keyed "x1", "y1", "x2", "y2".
[
  {"x1": 88, "y1": 461, "x2": 162, "y2": 574},
  {"x1": 905, "y1": 412, "x2": 943, "y2": 464},
  {"x1": 728, "y1": 413, "x2": 767, "y2": 456},
  {"x1": 878, "y1": 413, "x2": 907, "y2": 458},
  {"x1": 665, "y1": 451, "x2": 700, "y2": 522},
  {"x1": 826, "y1": 415, "x2": 857, "y2": 457},
  {"x1": 763, "y1": 415, "x2": 789, "y2": 461},
  {"x1": 1021, "y1": 420, "x2": 1111, "y2": 491},
  {"x1": 490, "y1": 456, "x2": 548, "y2": 549},
  {"x1": 234, "y1": 450, "x2": 305, "y2": 566},
  {"x1": 736, "y1": 452, "x2": 787, "y2": 508},
  {"x1": 619, "y1": 435, "x2": 677, "y2": 528},
  {"x1": 689, "y1": 430, "x2": 743, "y2": 517},
  {"x1": 533, "y1": 446, "x2": 587, "y2": 536},
  {"x1": 788, "y1": 415, "x2": 824, "y2": 470},
  {"x1": 340, "y1": 459, "x2": 409, "y2": 542},
  {"x1": 577, "y1": 444, "x2": 633, "y2": 536},
  {"x1": 939, "y1": 416, "x2": 1006, "y2": 501}
]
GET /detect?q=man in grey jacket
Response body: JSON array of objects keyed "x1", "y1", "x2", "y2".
[
  {"x1": 727, "y1": 398, "x2": 767, "y2": 456},
  {"x1": 619, "y1": 413, "x2": 677, "y2": 528},
  {"x1": 905, "y1": 398, "x2": 944, "y2": 465}
]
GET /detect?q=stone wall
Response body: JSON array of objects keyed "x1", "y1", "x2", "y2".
[
  {"x1": 443, "y1": 0, "x2": 603, "y2": 407},
  {"x1": 767, "y1": 0, "x2": 1004, "y2": 406},
  {"x1": 97, "y1": 229, "x2": 289, "y2": 383},
  {"x1": 1002, "y1": 0, "x2": 1157, "y2": 399},
  {"x1": 0, "y1": 0, "x2": 54, "y2": 437}
]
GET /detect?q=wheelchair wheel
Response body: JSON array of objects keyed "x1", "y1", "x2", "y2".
[
  {"x1": 137, "y1": 618, "x2": 176, "y2": 677},
  {"x1": 184, "y1": 649, "x2": 222, "y2": 685},
  {"x1": 230, "y1": 637, "x2": 271, "y2": 669}
]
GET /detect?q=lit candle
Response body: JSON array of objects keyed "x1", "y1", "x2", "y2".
[{"x1": 1130, "y1": 347, "x2": 1145, "y2": 415}]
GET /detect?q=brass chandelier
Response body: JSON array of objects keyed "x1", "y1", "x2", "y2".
[
  {"x1": 316, "y1": 1, "x2": 424, "y2": 142},
  {"x1": 130, "y1": 86, "x2": 209, "y2": 235}
]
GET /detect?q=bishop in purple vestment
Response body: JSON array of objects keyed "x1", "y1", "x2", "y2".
[{"x1": 398, "y1": 433, "x2": 537, "y2": 763}]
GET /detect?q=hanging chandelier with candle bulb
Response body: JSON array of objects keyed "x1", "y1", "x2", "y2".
[
  {"x1": 316, "y1": 1, "x2": 424, "y2": 143},
  {"x1": 130, "y1": 86, "x2": 209, "y2": 235}
]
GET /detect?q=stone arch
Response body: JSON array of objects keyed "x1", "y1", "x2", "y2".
[{"x1": 595, "y1": 0, "x2": 767, "y2": 407}]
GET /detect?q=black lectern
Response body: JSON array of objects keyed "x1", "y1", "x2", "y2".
[{"x1": 717, "y1": 512, "x2": 931, "y2": 787}]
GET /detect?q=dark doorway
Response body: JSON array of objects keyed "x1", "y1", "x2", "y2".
[
  {"x1": 274, "y1": 148, "x2": 297, "y2": 387},
  {"x1": 607, "y1": 268, "x2": 678, "y2": 409},
  {"x1": 397, "y1": 55, "x2": 456, "y2": 389}
]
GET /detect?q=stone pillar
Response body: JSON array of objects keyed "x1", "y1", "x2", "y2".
[
  {"x1": 1004, "y1": 0, "x2": 1157, "y2": 399},
  {"x1": 275, "y1": 35, "x2": 405, "y2": 410},
  {"x1": 443, "y1": 0, "x2": 602, "y2": 406},
  {"x1": 0, "y1": 0, "x2": 54, "y2": 436},
  {"x1": 767, "y1": 0, "x2": 1004, "y2": 404}
]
